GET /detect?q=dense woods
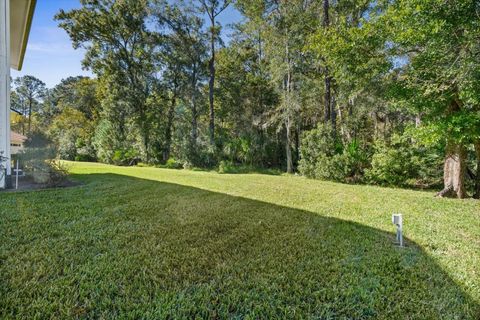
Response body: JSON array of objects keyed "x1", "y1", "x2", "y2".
[{"x1": 11, "y1": 0, "x2": 480, "y2": 198}]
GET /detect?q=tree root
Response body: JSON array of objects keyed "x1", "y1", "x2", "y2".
[{"x1": 436, "y1": 185, "x2": 454, "y2": 198}]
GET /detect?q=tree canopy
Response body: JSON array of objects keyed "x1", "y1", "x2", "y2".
[{"x1": 12, "y1": 0, "x2": 480, "y2": 198}]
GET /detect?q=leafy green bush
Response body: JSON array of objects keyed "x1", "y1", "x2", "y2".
[
  {"x1": 218, "y1": 160, "x2": 235, "y2": 174},
  {"x1": 299, "y1": 124, "x2": 370, "y2": 183},
  {"x1": 165, "y1": 158, "x2": 183, "y2": 169},
  {"x1": 218, "y1": 160, "x2": 281, "y2": 175},
  {"x1": 112, "y1": 148, "x2": 140, "y2": 166},
  {"x1": 365, "y1": 133, "x2": 443, "y2": 188}
]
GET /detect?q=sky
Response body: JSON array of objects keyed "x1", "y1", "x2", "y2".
[
  {"x1": 12, "y1": 1, "x2": 242, "y2": 88},
  {"x1": 11, "y1": 1, "x2": 92, "y2": 88}
]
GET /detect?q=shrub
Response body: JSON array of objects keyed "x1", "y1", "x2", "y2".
[
  {"x1": 298, "y1": 124, "x2": 370, "y2": 183},
  {"x1": 218, "y1": 160, "x2": 235, "y2": 174},
  {"x1": 112, "y1": 148, "x2": 140, "y2": 166},
  {"x1": 218, "y1": 160, "x2": 283, "y2": 175},
  {"x1": 365, "y1": 133, "x2": 443, "y2": 188},
  {"x1": 165, "y1": 158, "x2": 182, "y2": 169},
  {"x1": 20, "y1": 132, "x2": 69, "y2": 187}
]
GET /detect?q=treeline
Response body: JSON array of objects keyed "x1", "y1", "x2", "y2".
[{"x1": 12, "y1": 0, "x2": 480, "y2": 198}]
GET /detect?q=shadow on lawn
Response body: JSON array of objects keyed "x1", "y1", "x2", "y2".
[{"x1": 1, "y1": 173, "x2": 479, "y2": 319}]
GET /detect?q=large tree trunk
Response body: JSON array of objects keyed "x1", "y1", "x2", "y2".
[
  {"x1": 436, "y1": 141, "x2": 467, "y2": 199},
  {"x1": 474, "y1": 141, "x2": 480, "y2": 199}
]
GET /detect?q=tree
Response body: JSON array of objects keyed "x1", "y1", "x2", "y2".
[
  {"x1": 197, "y1": 0, "x2": 231, "y2": 146},
  {"x1": 13, "y1": 75, "x2": 46, "y2": 134},
  {"x1": 383, "y1": 0, "x2": 480, "y2": 198},
  {"x1": 152, "y1": 0, "x2": 209, "y2": 165},
  {"x1": 49, "y1": 76, "x2": 98, "y2": 120},
  {"x1": 56, "y1": 0, "x2": 158, "y2": 162},
  {"x1": 237, "y1": 0, "x2": 320, "y2": 173}
]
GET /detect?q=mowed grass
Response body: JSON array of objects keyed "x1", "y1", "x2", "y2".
[{"x1": 1, "y1": 162, "x2": 479, "y2": 319}]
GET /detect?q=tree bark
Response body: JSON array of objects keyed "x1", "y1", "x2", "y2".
[
  {"x1": 331, "y1": 93, "x2": 336, "y2": 138},
  {"x1": 28, "y1": 98, "x2": 32, "y2": 134},
  {"x1": 191, "y1": 63, "x2": 198, "y2": 145},
  {"x1": 163, "y1": 88, "x2": 177, "y2": 163},
  {"x1": 208, "y1": 14, "x2": 215, "y2": 145},
  {"x1": 324, "y1": 75, "x2": 331, "y2": 123},
  {"x1": 286, "y1": 118, "x2": 293, "y2": 174},
  {"x1": 436, "y1": 140, "x2": 467, "y2": 199},
  {"x1": 284, "y1": 31, "x2": 293, "y2": 174},
  {"x1": 323, "y1": 0, "x2": 330, "y2": 27},
  {"x1": 295, "y1": 126, "x2": 300, "y2": 166},
  {"x1": 323, "y1": 0, "x2": 331, "y2": 125},
  {"x1": 474, "y1": 141, "x2": 480, "y2": 199}
]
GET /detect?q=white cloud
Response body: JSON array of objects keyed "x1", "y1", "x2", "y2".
[{"x1": 27, "y1": 42, "x2": 75, "y2": 54}]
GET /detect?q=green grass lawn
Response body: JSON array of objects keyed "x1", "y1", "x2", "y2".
[{"x1": 1, "y1": 162, "x2": 479, "y2": 319}]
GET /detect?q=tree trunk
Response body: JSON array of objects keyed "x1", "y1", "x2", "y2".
[
  {"x1": 474, "y1": 141, "x2": 480, "y2": 199},
  {"x1": 28, "y1": 98, "x2": 32, "y2": 134},
  {"x1": 284, "y1": 29, "x2": 293, "y2": 174},
  {"x1": 323, "y1": 0, "x2": 330, "y2": 27},
  {"x1": 324, "y1": 74, "x2": 331, "y2": 123},
  {"x1": 208, "y1": 15, "x2": 215, "y2": 146},
  {"x1": 139, "y1": 105, "x2": 150, "y2": 163},
  {"x1": 286, "y1": 118, "x2": 293, "y2": 174},
  {"x1": 331, "y1": 93, "x2": 336, "y2": 138},
  {"x1": 373, "y1": 112, "x2": 379, "y2": 139},
  {"x1": 436, "y1": 140, "x2": 467, "y2": 199},
  {"x1": 163, "y1": 90, "x2": 177, "y2": 163},
  {"x1": 191, "y1": 64, "x2": 198, "y2": 145},
  {"x1": 323, "y1": 0, "x2": 331, "y2": 124},
  {"x1": 295, "y1": 126, "x2": 300, "y2": 166}
]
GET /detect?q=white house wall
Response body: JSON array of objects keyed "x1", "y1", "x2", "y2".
[{"x1": 0, "y1": 0, "x2": 12, "y2": 188}]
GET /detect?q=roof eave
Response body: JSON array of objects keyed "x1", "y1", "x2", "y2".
[{"x1": 10, "y1": 0, "x2": 36, "y2": 71}]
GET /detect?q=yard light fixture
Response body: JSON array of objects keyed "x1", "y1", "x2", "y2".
[{"x1": 392, "y1": 214, "x2": 403, "y2": 247}]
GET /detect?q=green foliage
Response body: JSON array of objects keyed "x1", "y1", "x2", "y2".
[
  {"x1": 365, "y1": 133, "x2": 443, "y2": 188},
  {"x1": 16, "y1": 0, "x2": 480, "y2": 197},
  {"x1": 92, "y1": 119, "x2": 127, "y2": 164},
  {"x1": 299, "y1": 124, "x2": 370, "y2": 183},
  {"x1": 112, "y1": 148, "x2": 140, "y2": 166},
  {"x1": 218, "y1": 160, "x2": 281, "y2": 175},
  {"x1": 164, "y1": 158, "x2": 183, "y2": 169}
]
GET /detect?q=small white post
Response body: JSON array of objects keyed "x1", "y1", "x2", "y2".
[{"x1": 392, "y1": 214, "x2": 403, "y2": 247}]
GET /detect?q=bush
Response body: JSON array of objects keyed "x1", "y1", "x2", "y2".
[
  {"x1": 33, "y1": 160, "x2": 69, "y2": 186},
  {"x1": 218, "y1": 160, "x2": 235, "y2": 174},
  {"x1": 165, "y1": 158, "x2": 182, "y2": 169},
  {"x1": 112, "y1": 148, "x2": 140, "y2": 166},
  {"x1": 20, "y1": 132, "x2": 69, "y2": 187},
  {"x1": 218, "y1": 160, "x2": 282, "y2": 175},
  {"x1": 298, "y1": 124, "x2": 370, "y2": 183},
  {"x1": 365, "y1": 133, "x2": 443, "y2": 188}
]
